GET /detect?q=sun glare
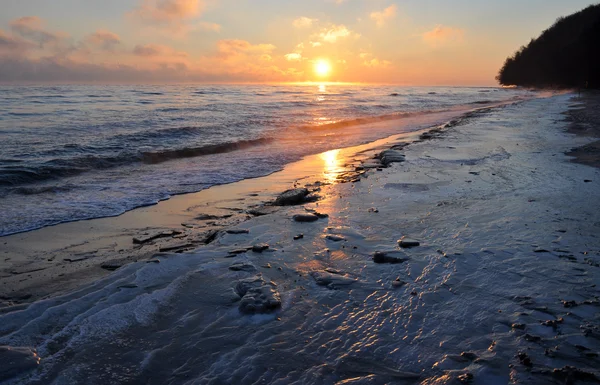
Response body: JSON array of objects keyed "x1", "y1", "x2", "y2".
[{"x1": 314, "y1": 60, "x2": 332, "y2": 77}]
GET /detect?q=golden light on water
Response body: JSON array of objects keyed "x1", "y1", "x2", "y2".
[
  {"x1": 314, "y1": 59, "x2": 332, "y2": 78},
  {"x1": 320, "y1": 149, "x2": 343, "y2": 183}
]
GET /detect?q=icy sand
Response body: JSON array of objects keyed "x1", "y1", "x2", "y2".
[{"x1": 1, "y1": 94, "x2": 599, "y2": 384}]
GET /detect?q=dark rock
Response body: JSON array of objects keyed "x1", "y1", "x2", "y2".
[
  {"x1": 517, "y1": 352, "x2": 533, "y2": 367},
  {"x1": 0, "y1": 346, "x2": 40, "y2": 382},
  {"x1": 392, "y1": 278, "x2": 406, "y2": 288},
  {"x1": 378, "y1": 150, "x2": 406, "y2": 166},
  {"x1": 229, "y1": 247, "x2": 252, "y2": 255},
  {"x1": 461, "y1": 352, "x2": 477, "y2": 360},
  {"x1": 562, "y1": 300, "x2": 578, "y2": 308},
  {"x1": 325, "y1": 235, "x2": 345, "y2": 242},
  {"x1": 252, "y1": 243, "x2": 269, "y2": 253},
  {"x1": 534, "y1": 248, "x2": 550, "y2": 253},
  {"x1": 293, "y1": 213, "x2": 319, "y2": 222},
  {"x1": 398, "y1": 237, "x2": 420, "y2": 248},
  {"x1": 226, "y1": 229, "x2": 249, "y2": 234},
  {"x1": 373, "y1": 251, "x2": 409, "y2": 264},
  {"x1": 368, "y1": 207, "x2": 379, "y2": 213},
  {"x1": 457, "y1": 372, "x2": 474, "y2": 383},
  {"x1": 247, "y1": 206, "x2": 280, "y2": 217},
  {"x1": 523, "y1": 334, "x2": 542, "y2": 342},
  {"x1": 235, "y1": 276, "x2": 281, "y2": 314},
  {"x1": 293, "y1": 234, "x2": 304, "y2": 240},
  {"x1": 552, "y1": 366, "x2": 598, "y2": 382},
  {"x1": 100, "y1": 262, "x2": 122, "y2": 271},
  {"x1": 195, "y1": 213, "x2": 232, "y2": 220},
  {"x1": 304, "y1": 194, "x2": 321, "y2": 203},
  {"x1": 229, "y1": 262, "x2": 257, "y2": 272},
  {"x1": 133, "y1": 230, "x2": 182, "y2": 244},
  {"x1": 541, "y1": 318, "x2": 563, "y2": 328},
  {"x1": 275, "y1": 188, "x2": 309, "y2": 206},
  {"x1": 159, "y1": 243, "x2": 194, "y2": 252},
  {"x1": 146, "y1": 259, "x2": 160, "y2": 264},
  {"x1": 314, "y1": 212, "x2": 329, "y2": 219},
  {"x1": 310, "y1": 271, "x2": 356, "y2": 289},
  {"x1": 511, "y1": 323, "x2": 526, "y2": 330}
]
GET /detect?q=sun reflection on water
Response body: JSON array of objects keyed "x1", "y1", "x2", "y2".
[{"x1": 320, "y1": 149, "x2": 344, "y2": 183}]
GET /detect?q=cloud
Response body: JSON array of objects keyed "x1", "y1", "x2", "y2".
[
  {"x1": 0, "y1": 28, "x2": 35, "y2": 55},
  {"x1": 318, "y1": 24, "x2": 357, "y2": 43},
  {"x1": 132, "y1": 44, "x2": 188, "y2": 58},
  {"x1": 9, "y1": 16, "x2": 65, "y2": 47},
  {"x1": 130, "y1": 0, "x2": 203, "y2": 24},
  {"x1": 293, "y1": 17, "x2": 317, "y2": 28},
  {"x1": 359, "y1": 52, "x2": 391, "y2": 68},
  {"x1": 284, "y1": 53, "x2": 302, "y2": 61},
  {"x1": 196, "y1": 21, "x2": 221, "y2": 32},
  {"x1": 85, "y1": 30, "x2": 121, "y2": 51},
  {"x1": 128, "y1": 0, "x2": 211, "y2": 36},
  {"x1": 422, "y1": 25, "x2": 465, "y2": 46},
  {"x1": 310, "y1": 41, "x2": 322, "y2": 48},
  {"x1": 216, "y1": 39, "x2": 276, "y2": 61},
  {"x1": 370, "y1": 5, "x2": 397, "y2": 27}
]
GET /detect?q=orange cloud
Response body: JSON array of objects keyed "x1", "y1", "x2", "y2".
[
  {"x1": 359, "y1": 52, "x2": 392, "y2": 68},
  {"x1": 9, "y1": 16, "x2": 66, "y2": 47},
  {"x1": 318, "y1": 24, "x2": 357, "y2": 43},
  {"x1": 293, "y1": 17, "x2": 317, "y2": 28},
  {"x1": 422, "y1": 25, "x2": 465, "y2": 46},
  {"x1": 284, "y1": 53, "x2": 302, "y2": 61},
  {"x1": 370, "y1": 5, "x2": 397, "y2": 27},
  {"x1": 130, "y1": 0, "x2": 203, "y2": 24},
  {"x1": 85, "y1": 30, "x2": 121, "y2": 51},
  {"x1": 196, "y1": 21, "x2": 221, "y2": 32},
  {"x1": 133, "y1": 44, "x2": 188, "y2": 58},
  {"x1": 216, "y1": 39, "x2": 276, "y2": 61},
  {"x1": 0, "y1": 28, "x2": 35, "y2": 54}
]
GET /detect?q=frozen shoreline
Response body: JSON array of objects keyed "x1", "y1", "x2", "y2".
[
  {"x1": 0, "y1": 103, "x2": 509, "y2": 304},
  {"x1": 1, "y1": 93, "x2": 600, "y2": 384}
]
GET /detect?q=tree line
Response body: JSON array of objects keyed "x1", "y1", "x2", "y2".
[{"x1": 497, "y1": 4, "x2": 600, "y2": 89}]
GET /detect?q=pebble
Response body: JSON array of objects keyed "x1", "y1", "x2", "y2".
[
  {"x1": 275, "y1": 188, "x2": 309, "y2": 206},
  {"x1": 226, "y1": 229, "x2": 250, "y2": 235},
  {"x1": 373, "y1": 251, "x2": 409, "y2": 264},
  {"x1": 252, "y1": 243, "x2": 270, "y2": 253},
  {"x1": 325, "y1": 235, "x2": 345, "y2": 242},
  {"x1": 293, "y1": 213, "x2": 319, "y2": 222},
  {"x1": 398, "y1": 237, "x2": 420, "y2": 248},
  {"x1": 229, "y1": 262, "x2": 257, "y2": 272},
  {"x1": 293, "y1": 234, "x2": 304, "y2": 240}
]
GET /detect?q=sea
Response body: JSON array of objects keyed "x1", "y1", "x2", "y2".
[{"x1": 0, "y1": 84, "x2": 533, "y2": 236}]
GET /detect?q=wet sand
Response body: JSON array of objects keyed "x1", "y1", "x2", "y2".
[
  {"x1": 1, "y1": 93, "x2": 599, "y2": 384},
  {"x1": 0, "y1": 106, "x2": 484, "y2": 304},
  {"x1": 565, "y1": 91, "x2": 600, "y2": 169}
]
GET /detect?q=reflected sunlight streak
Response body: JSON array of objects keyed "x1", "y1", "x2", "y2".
[{"x1": 320, "y1": 149, "x2": 344, "y2": 183}]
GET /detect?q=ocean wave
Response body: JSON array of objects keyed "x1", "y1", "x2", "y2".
[
  {"x1": 141, "y1": 137, "x2": 274, "y2": 164},
  {"x1": 9, "y1": 184, "x2": 73, "y2": 195},
  {"x1": 298, "y1": 109, "x2": 445, "y2": 132},
  {"x1": 0, "y1": 137, "x2": 275, "y2": 185}
]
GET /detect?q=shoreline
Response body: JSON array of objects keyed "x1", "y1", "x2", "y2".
[
  {"x1": 0, "y1": 100, "x2": 525, "y2": 305},
  {"x1": 1, "y1": 92, "x2": 600, "y2": 383}
]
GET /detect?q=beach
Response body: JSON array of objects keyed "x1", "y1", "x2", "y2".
[{"x1": 1, "y1": 92, "x2": 600, "y2": 384}]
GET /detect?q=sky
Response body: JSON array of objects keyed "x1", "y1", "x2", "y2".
[{"x1": 0, "y1": 0, "x2": 597, "y2": 85}]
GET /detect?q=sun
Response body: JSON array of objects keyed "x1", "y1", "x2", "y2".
[{"x1": 314, "y1": 59, "x2": 332, "y2": 77}]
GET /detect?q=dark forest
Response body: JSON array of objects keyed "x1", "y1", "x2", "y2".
[{"x1": 497, "y1": 4, "x2": 600, "y2": 88}]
